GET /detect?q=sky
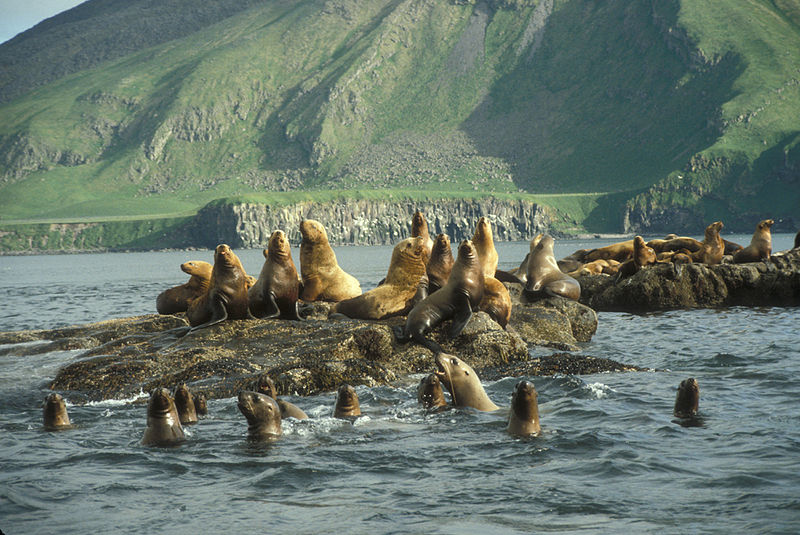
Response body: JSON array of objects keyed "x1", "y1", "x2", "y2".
[{"x1": 0, "y1": 0, "x2": 85, "y2": 44}]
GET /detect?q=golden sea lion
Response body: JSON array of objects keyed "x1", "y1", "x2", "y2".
[
  {"x1": 616, "y1": 236, "x2": 657, "y2": 278},
  {"x1": 43, "y1": 393, "x2": 72, "y2": 430},
  {"x1": 427, "y1": 234, "x2": 454, "y2": 294},
  {"x1": 141, "y1": 388, "x2": 185, "y2": 447},
  {"x1": 333, "y1": 384, "x2": 362, "y2": 419},
  {"x1": 417, "y1": 373, "x2": 448, "y2": 410},
  {"x1": 524, "y1": 235, "x2": 580, "y2": 301},
  {"x1": 691, "y1": 221, "x2": 725, "y2": 265},
  {"x1": 733, "y1": 219, "x2": 774, "y2": 263},
  {"x1": 434, "y1": 353, "x2": 499, "y2": 412},
  {"x1": 156, "y1": 260, "x2": 213, "y2": 315},
  {"x1": 249, "y1": 230, "x2": 303, "y2": 320},
  {"x1": 472, "y1": 216, "x2": 498, "y2": 279},
  {"x1": 411, "y1": 210, "x2": 434, "y2": 258},
  {"x1": 583, "y1": 239, "x2": 635, "y2": 263},
  {"x1": 479, "y1": 276, "x2": 512, "y2": 328},
  {"x1": 173, "y1": 383, "x2": 198, "y2": 425},
  {"x1": 673, "y1": 378, "x2": 700, "y2": 418},
  {"x1": 506, "y1": 380, "x2": 541, "y2": 437},
  {"x1": 237, "y1": 391, "x2": 282, "y2": 440},
  {"x1": 299, "y1": 219, "x2": 361, "y2": 302},
  {"x1": 186, "y1": 244, "x2": 252, "y2": 330}
]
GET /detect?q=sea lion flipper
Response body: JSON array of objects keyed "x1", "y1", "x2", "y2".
[
  {"x1": 190, "y1": 293, "x2": 229, "y2": 331},
  {"x1": 448, "y1": 295, "x2": 473, "y2": 338},
  {"x1": 260, "y1": 292, "x2": 281, "y2": 319},
  {"x1": 494, "y1": 269, "x2": 523, "y2": 285}
]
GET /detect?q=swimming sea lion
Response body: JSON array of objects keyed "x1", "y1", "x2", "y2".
[
  {"x1": 393, "y1": 240, "x2": 485, "y2": 354},
  {"x1": 411, "y1": 210, "x2": 434, "y2": 258},
  {"x1": 156, "y1": 260, "x2": 213, "y2": 315},
  {"x1": 333, "y1": 237, "x2": 428, "y2": 320},
  {"x1": 691, "y1": 221, "x2": 725, "y2": 265},
  {"x1": 506, "y1": 380, "x2": 541, "y2": 437},
  {"x1": 173, "y1": 383, "x2": 198, "y2": 425},
  {"x1": 249, "y1": 230, "x2": 303, "y2": 320},
  {"x1": 479, "y1": 276, "x2": 512, "y2": 328},
  {"x1": 426, "y1": 234, "x2": 454, "y2": 294},
  {"x1": 299, "y1": 219, "x2": 362, "y2": 302},
  {"x1": 472, "y1": 216, "x2": 498, "y2": 279},
  {"x1": 141, "y1": 388, "x2": 185, "y2": 447},
  {"x1": 434, "y1": 353, "x2": 499, "y2": 412},
  {"x1": 254, "y1": 374, "x2": 308, "y2": 420},
  {"x1": 237, "y1": 391, "x2": 282, "y2": 439},
  {"x1": 43, "y1": 393, "x2": 72, "y2": 430},
  {"x1": 524, "y1": 235, "x2": 580, "y2": 301},
  {"x1": 673, "y1": 378, "x2": 699, "y2": 418},
  {"x1": 333, "y1": 384, "x2": 362, "y2": 419},
  {"x1": 194, "y1": 392, "x2": 208, "y2": 416},
  {"x1": 417, "y1": 373, "x2": 448, "y2": 410},
  {"x1": 186, "y1": 244, "x2": 252, "y2": 330},
  {"x1": 583, "y1": 239, "x2": 635, "y2": 263},
  {"x1": 733, "y1": 219, "x2": 774, "y2": 263}
]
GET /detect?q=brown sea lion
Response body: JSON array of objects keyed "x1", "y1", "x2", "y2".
[
  {"x1": 333, "y1": 384, "x2": 362, "y2": 419},
  {"x1": 506, "y1": 380, "x2": 541, "y2": 437},
  {"x1": 673, "y1": 378, "x2": 699, "y2": 418},
  {"x1": 647, "y1": 236, "x2": 702, "y2": 254},
  {"x1": 616, "y1": 236, "x2": 657, "y2": 279},
  {"x1": 472, "y1": 216, "x2": 499, "y2": 279},
  {"x1": 156, "y1": 260, "x2": 213, "y2": 315},
  {"x1": 173, "y1": 384, "x2": 198, "y2": 425},
  {"x1": 43, "y1": 393, "x2": 72, "y2": 430},
  {"x1": 255, "y1": 374, "x2": 309, "y2": 420},
  {"x1": 524, "y1": 235, "x2": 580, "y2": 301},
  {"x1": 194, "y1": 392, "x2": 208, "y2": 416},
  {"x1": 237, "y1": 391, "x2": 282, "y2": 439},
  {"x1": 141, "y1": 388, "x2": 185, "y2": 447},
  {"x1": 733, "y1": 219, "x2": 774, "y2": 263},
  {"x1": 479, "y1": 276, "x2": 512, "y2": 328},
  {"x1": 249, "y1": 230, "x2": 303, "y2": 320},
  {"x1": 497, "y1": 234, "x2": 543, "y2": 285},
  {"x1": 393, "y1": 240, "x2": 485, "y2": 354},
  {"x1": 427, "y1": 234, "x2": 454, "y2": 294},
  {"x1": 568, "y1": 259, "x2": 610, "y2": 277},
  {"x1": 299, "y1": 219, "x2": 361, "y2": 302},
  {"x1": 411, "y1": 210, "x2": 434, "y2": 258},
  {"x1": 583, "y1": 239, "x2": 635, "y2": 263},
  {"x1": 333, "y1": 237, "x2": 428, "y2": 320},
  {"x1": 186, "y1": 244, "x2": 252, "y2": 330},
  {"x1": 723, "y1": 238, "x2": 743, "y2": 255},
  {"x1": 434, "y1": 353, "x2": 499, "y2": 412},
  {"x1": 417, "y1": 374, "x2": 448, "y2": 410},
  {"x1": 691, "y1": 221, "x2": 725, "y2": 265},
  {"x1": 557, "y1": 246, "x2": 590, "y2": 274}
]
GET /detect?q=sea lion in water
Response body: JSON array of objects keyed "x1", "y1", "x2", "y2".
[
  {"x1": 691, "y1": 221, "x2": 725, "y2": 265},
  {"x1": 43, "y1": 393, "x2": 72, "y2": 430},
  {"x1": 524, "y1": 235, "x2": 580, "y2": 301},
  {"x1": 479, "y1": 276, "x2": 512, "y2": 328},
  {"x1": 299, "y1": 219, "x2": 361, "y2": 302},
  {"x1": 472, "y1": 216, "x2": 498, "y2": 279},
  {"x1": 393, "y1": 240, "x2": 485, "y2": 354},
  {"x1": 417, "y1": 373, "x2": 448, "y2": 410},
  {"x1": 248, "y1": 230, "x2": 303, "y2": 320},
  {"x1": 194, "y1": 392, "x2": 208, "y2": 416},
  {"x1": 186, "y1": 244, "x2": 252, "y2": 330},
  {"x1": 156, "y1": 260, "x2": 213, "y2": 315},
  {"x1": 733, "y1": 219, "x2": 774, "y2": 263},
  {"x1": 173, "y1": 384, "x2": 198, "y2": 425},
  {"x1": 141, "y1": 388, "x2": 185, "y2": 447},
  {"x1": 333, "y1": 237, "x2": 428, "y2": 320},
  {"x1": 333, "y1": 384, "x2": 362, "y2": 419},
  {"x1": 237, "y1": 391, "x2": 282, "y2": 439},
  {"x1": 673, "y1": 378, "x2": 700, "y2": 418},
  {"x1": 506, "y1": 380, "x2": 541, "y2": 437},
  {"x1": 411, "y1": 210, "x2": 434, "y2": 258},
  {"x1": 434, "y1": 353, "x2": 499, "y2": 412},
  {"x1": 426, "y1": 234, "x2": 454, "y2": 294},
  {"x1": 255, "y1": 374, "x2": 308, "y2": 420}
]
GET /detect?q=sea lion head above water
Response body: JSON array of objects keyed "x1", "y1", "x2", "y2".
[
  {"x1": 434, "y1": 353, "x2": 499, "y2": 412},
  {"x1": 506, "y1": 380, "x2": 541, "y2": 437},
  {"x1": 333, "y1": 384, "x2": 362, "y2": 419},
  {"x1": 673, "y1": 378, "x2": 700, "y2": 419},
  {"x1": 43, "y1": 393, "x2": 72, "y2": 430},
  {"x1": 141, "y1": 387, "x2": 185, "y2": 447},
  {"x1": 417, "y1": 373, "x2": 448, "y2": 409},
  {"x1": 173, "y1": 383, "x2": 198, "y2": 425},
  {"x1": 237, "y1": 390, "x2": 282, "y2": 439}
]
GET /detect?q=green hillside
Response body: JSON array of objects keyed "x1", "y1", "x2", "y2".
[{"x1": 0, "y1": 0, "x2": 798, "y2": 233}]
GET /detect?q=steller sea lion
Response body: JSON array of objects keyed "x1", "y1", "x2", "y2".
[
  {"x1": 673, "y1": 378, "x2": 700, "y2": 418},
  {"x1": 332, "y1": 237, "x2": 428, "y2": 320},
  {"x1": 691, "y1": 221, "x2": 725, "y2": 265},
  {"x1": 434, "y1": 353, "x2": 499, "y2": 412},
  {"x1": 583, "y1": 239, "x2": 635, "y2": 263},
  {"x1": 156, "y1": 260, "x2": 213, "y2": 315},
  {"x1": 427, "y1": 234, "x2": 454, "y2": 294},
  {"x1": 557, "y1": 245, "x2": 590, "y2": 274},
  {"x1": 333, "y1": 384, "x2": 362, "y2": 419},
  {"x1": 647, "y1": 236, "x2": 702, "y2": 254},
  {"x1": 393, "y1": 240, "x2": 485, "y2": 354},
  {"x1": 479, "y1": 276, "x2": 512, "y2": 328},
  {"x1": 506, "y1": 380, "x2": 541, "y2": 437},
  {"x1": 141, "y1": 388, "x2": 185, "y2": 447},
  {"x1": 173, "y1": 384, "x2": 198, "y2": 425},
  {"x1": 616, "y1": 236, "x2": 657, "y2": 279},
  {"x1": 411, "y1": 210, "x2": 434, "y2": 258},
  {"x1": 299, "y1": 219, "x2": 362, "y2": 302},
  {"x1": 249, "y1": 230, "x2": 303, "y2": 320},
  {"x1": 186, "y1": 244, "x2": 252, "y2": 330},
  {"x1": 524, "y1": 235, "x2": 580, "y2": 301},
  {"x1": 733, "y1": 219, "x2": 774, "y2": 263},
  {"x1": 237, "y1": 391, "x2": 282, "y2": 439},
  {"x1": 43, "y1": 393, "x2": 72, "y2": 430},
  {"x1": 496, "y1": 234, "x2": 542, "y2": 285},
  {"x1": 254, "y1": 374, "x2": 308, "y2": 420},
  {"x1": 417, "y1": 373, "x2": 448, "y2": 410},
  {"x1": 472, "y1": 216, "x2": 499, "y2": 279},
  {"x1": 194, "y1": 392, "x2": 208, "y2": 417}
]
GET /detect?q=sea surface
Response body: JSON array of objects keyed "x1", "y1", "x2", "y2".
[{"x1": 1, "y1": 235, "x2": 799, "y2": 534}]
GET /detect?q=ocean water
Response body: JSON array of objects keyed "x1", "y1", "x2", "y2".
[{"x1": 1, "y1": 235, "x2": 799, "y2": 534}]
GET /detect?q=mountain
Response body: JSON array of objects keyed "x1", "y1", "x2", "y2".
[{"x1": 0, "y1": 0, "x2": 798, "y2": 237}]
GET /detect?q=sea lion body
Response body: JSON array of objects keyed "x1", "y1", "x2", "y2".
[
  {"x1": 506, "y1": 380, "x2": 541, "y2": 436},
  {"x1": 647, "y1": 236, "x2": 702, "y2": 254},
  {"x1": 43, "y1": 393, "x2": 72, "y2": 430},
  {"x1": 299, "y1": 219, "x2": 361, "y2": 302},
  {"x1": 426, "y1": 234, "x2": 454, "y2": 294},
  {"x1": 249, "y1": 230, "x2": 302, "y2": 320},
  {"x1": 691, "y1": 221, "x2": 725, "y2": 265},
  {"x1": 733, "y1": 219, "x2": 774, "y2": 263},
  {"x1": 524, "y1": 235, "x2": 580, "y2": 301},
  {"x1": 556, "y1": 245, "x2": 589, "y2": 274},
  {"x1": 583, "y1": 239, "x2": 635, "y2": 263},
  {"x1": 141, "y1": 388, "x2": 185, "y2": 447},
  {"x1": 173, "y1": 383, "x2": 198, "y2": 425},
  {"x1": 186, "y1": 244, "x2": 251, "y2": 329},
  {"x1": 333, "y1": 237, "x2": 428, "y2": 320},
  {"x1": 472, "y1": 217, "x2": 498, "y2": 279},
  {"x1": 617, "y1": 236, "x2": 657, "y2": 278},
  {"x1": 435, "y1": 353, "x2": 499, "y2": 412},
  {"x1": 333, "y1": 384, "x2": 362, "y2": 419},
  {"x1": 479, "y1": 276, "x2": 512, "y2": 328},
  {"x1": 417, "y1": 373, "x2": 448, "y2": 410},
  {"x1": 411, "y1": 210, "x2": 434, "y2": 258},
  {"x1": 156, "y1": 260, "x2": 213, "y2": 315},
  {"x1": 673, "y1": 378, "x2": 700, "y2": 418},
  {"x1": 238, "y1": 391, "x2": 282, "y2": 439},
  {"x1": 255, "y1": 374, "x2": 308, "y2": 420}
]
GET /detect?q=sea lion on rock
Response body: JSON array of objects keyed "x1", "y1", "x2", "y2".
[
  {"x1": 173, "y1": 383, "x2": 198, "y2": 425},
  {"x1": 506, "y1": 380, "x2": 541, "y2": 437},
  {"x1": 434, "y1": 353, "x2": 499, "y2": 412},
  {"x1": 333, "y1": 384, "x2": 362, "y2": 419},
  {"x1": 557, "y1": 245, "x2": 590, "y2": 274},
  {"x1": 333, "y1": 237, "x2": 428, "y2": 320},
  {"x1": 249, "y1": 230, "x2": 303, "y2": 320},
  {"x1": 393, "y1": 240, "x2": 485, "y2": 354},
  {"x1": 156, "y1": 260, "x2": 213, "y2": 315},
  {"x1": 427, "y1": 234, "x2": 454, "y2": 294},
  {"x1": 691, "y1": 221, "x2": 725, "y2": 265},
  {"x1": 255, "y1": 374, "x2": 308, "y2": 420},
  {"x1": 417, "y1": 374, "x2": 448, "y2": 410},
  {"x1": 524, "y1": 235, "x2": 580, "y2": 301},
  {"x1": 411, "y1": 210, "x2": 434, "y2": 258},
  {"x1": 186, "y1": 244, "x2": 252, "y2": 330},
  {"x1": 472, "y1": 216, "x2": 499, "y2": 279},
  {"x1": 141, "y1": 388, "x2": 185, "y2": 447},
  {"x1": 616, "y1": 236, "x2": 657, "y2": 279},
  {"x1": 673, "y1": 378, "x2": 700, "y2": 418},
  {"x1": 299, "y1": 219, "x2": 361, "y2": 302},
  {"x1": 237, "y1": 391, "x2": 282, "y2": 439},
  {"x1": 43, "y1": 393, "x2": 72, "y2": 430},
  {"x1": 496, "y1": 234, "x2": 543, "y2": 284},
  {"x1": 479, "y1": 276, "x2": 512, "y2": 328},
  {"x1": 733, "y1": 219, "x2": 774, "y2": 263},
  {"x1": 647, "y1": 236, "x2": 702, "y2": 254},
  {"x1": 583, "y1": 239, "x2": 635, "y2": 263}
]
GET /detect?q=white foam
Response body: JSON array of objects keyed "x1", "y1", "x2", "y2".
[{"x1": 587, "y1": 382, "x2": 614, "y2": 399}]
